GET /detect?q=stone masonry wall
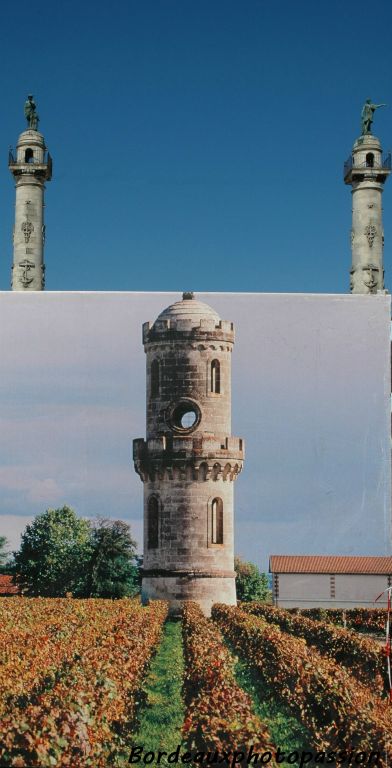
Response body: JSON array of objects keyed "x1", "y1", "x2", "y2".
[{"x1": 145, "y1": 340, "x2": 232, "y2": 438}]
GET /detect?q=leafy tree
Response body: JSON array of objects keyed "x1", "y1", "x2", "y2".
[
  {"x1": 131, "y1": 554, "x2": 143, "y2": 595},
  {"x1": 14, "y1": 507, "x2": 91, "y2": 596},
  {"x1": 0, "y1": 537, "x2": 17, "y2": 577},
  {"x1": 84, "y1": 518, "x2": 139, "y2": 598},
  {"x1": 0, "y1": 536, "x2": 9, "y2": 569},
  {"x1": 234, "y1": 556, "x2": 271, "y2": 603}
]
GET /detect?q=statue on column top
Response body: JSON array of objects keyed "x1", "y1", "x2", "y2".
[
  {"x1": 361, "y1": 99, "x2": 386, "y2": 135},
  {"x1": 24, "y1": 95, "x2": 39, "y2": 130}
]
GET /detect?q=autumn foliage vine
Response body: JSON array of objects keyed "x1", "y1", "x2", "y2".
[
  {"x1": 212, "y1": 604, "x2": 392, "y2": 764},
  {"x1": 182, "y1": 602, "x2": 276, "y2": 759},
  {"x1": 0, "y1": 598, "x2": 168, "y2": 767}
]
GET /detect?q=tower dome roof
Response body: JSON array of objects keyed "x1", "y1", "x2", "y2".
[
  {"x1": 17, "y1": 129, "x2": 45, "y2": 147},
  {"x1": 156, "y1": 292, "x2": 221, "y2": 324}
]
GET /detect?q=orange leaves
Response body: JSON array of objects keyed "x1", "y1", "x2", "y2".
[
  {"x1": 182, "y1": 602, "x2": 275, "y2": 757},
  {"x1": 212, "y1": 604, "x2": 392, "y2": 764},
  {"x1": 296, "y1": 607, "x2": 387, "y2": 634},
  {"x1": 0, "y1": 598, "x2": 168, "y2": 767},
  {"x1": 0, "y1": 597, "x2": 92, "y2": 712},
  {"x1": 242, "y1": 603, "x2": 387, "y2": 694}
]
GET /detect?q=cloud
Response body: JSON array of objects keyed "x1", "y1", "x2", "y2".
[
  {"x1": 0, "y1": 515, "x2": 35, "y2": 552},
  {"x1": 27, "y1": 478, "x2": 63, "y2": 505}
]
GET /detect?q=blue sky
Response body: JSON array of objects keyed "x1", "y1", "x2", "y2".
[
  {"x1": 0, "y1": 293, "x2": 390, "y2": 569},
  {"x1": 0, "y1": 0, "x2": 391, "y2": 292}
]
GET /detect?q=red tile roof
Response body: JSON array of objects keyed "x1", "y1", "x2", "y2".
[
  {"x1": 0, "y1": 575, "x2": 20, "y2": 595},
  {"x1": 269, "y1": 555, "x2": 392, "y2": 575}
]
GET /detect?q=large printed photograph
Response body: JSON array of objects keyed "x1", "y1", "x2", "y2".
[{"x1": 0, "y1": 291, "x2": 391, "y2": 765}]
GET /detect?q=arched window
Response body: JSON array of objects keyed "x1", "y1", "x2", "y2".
[
  {"x1": 211, "y1": 498, "x2": 223, "y2": 544},
  {"x1": 366, "y1": 152, "x2": 374, "y2": 168},
  {"x1": 151, "y1": 359, "x2": 160, "y2": 397},
  {"x1": 148, "y1": 496, "x2": 159, "y2": 549},
  {"x1": 198, "y1": 462, "x2": 208, "y2": 481},
  {"x1": 211, "y1": 359, "x2": 220, "y2": 393},
  {"x1": 25, "y1": 148, "x2": 34, "y2": 163}
]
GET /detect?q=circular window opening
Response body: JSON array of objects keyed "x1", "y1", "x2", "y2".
[{"x1": 169, "y1": 400, "x2": 201, "y2": 433}]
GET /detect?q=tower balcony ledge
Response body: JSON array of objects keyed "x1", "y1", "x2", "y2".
[
  {"x1": 134, "y1": 434, "x2": 244, "y2": 459},
  {"x1": 344, "y1": 153, "x2": 391, "y2": 184},
  {"x1": 9, "y1": 150, "x2": 52, "y2": 181},
  {"x1": 344, "y1": 170, "x2": 390, "y2": 185},
  {"x1": 9, "y1": 162, "x2": 52, "y2": 180},
  {"x1": 133, "y1": 436, "x2": 244, "y2": 481}
]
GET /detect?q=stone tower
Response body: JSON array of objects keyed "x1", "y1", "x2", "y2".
[
  {"x1": 9, "y1": 96, "x2": 52, "y2": 290},
  {"x1": 344, "y1": 100, "x2": 390, "y2": 293},
  {"x1": 133, "y1": 292, "x2": 244, "y2": 616}
]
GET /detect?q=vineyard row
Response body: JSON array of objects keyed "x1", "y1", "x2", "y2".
[
  {"x1": 241, "y1": 602, "x2": 387, "y2": 694},
  {"x1": 212, "y1": 604, "x2": 392, "y2": 765}
]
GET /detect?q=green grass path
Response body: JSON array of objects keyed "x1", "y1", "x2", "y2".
[
  {"x1": 231, "y1": 651, "x2": 314, "y2": 756},
  {"x1": 132, "y1": 620, "x2": 185, "y2": 763},
  {"x1": 129, "y1": 614, "x2": 314, "y2": 765}
]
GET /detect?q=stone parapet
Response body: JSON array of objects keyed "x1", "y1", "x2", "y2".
[
  {"x1": 8, "y1": 163, "x2": 51, "y2": 179},
  {"x1": 133, "y1": 434, "x2": 244, "y2": 482},
  {"x1": 143, "y1": 318, "x2": 234, "y2": 345},
  {"x1": 134, "y1": 434, "x2": 244, "y2": 456}
]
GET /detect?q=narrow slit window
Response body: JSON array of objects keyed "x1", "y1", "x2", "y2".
[
  {"x1": 211, "y1": 498, "x2": 223, "y2": 544},
  {"x1": 148, "y1": 496, "x2": 159, "y2": 549},
  {"x1": 151, "y1": 359, "x2": 160, "y2": 397},
  {"x1": 211, "y1": 359, "x2": 220, "y2": 393}
]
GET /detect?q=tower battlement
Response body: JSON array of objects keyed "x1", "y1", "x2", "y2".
[
  {"x1": 142, "y1": 318, "x2": 234, "y2": 343},
  {"x1": 133, "y1": 435, "x2": 244, "y2": 483},
  {"x1": 134, "y1": 434, "x2": 244, "y2": 457}
]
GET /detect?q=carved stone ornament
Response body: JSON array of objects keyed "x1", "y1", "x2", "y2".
[
  {"x1": 365, "y1": 224, "x2": 377, "y2": 248},
  {"x1": 351, "y1": 230, "x2": 355, "y2": 244},
  {"x1": 362, "y1": 264, "x2": 379, "y2": 293},
  {"x1": 18, "y1": 259, "x2": 35, "y2": 287},
  {"x1": 21, "y1": 220, "x2": 34, "y2": 243}
]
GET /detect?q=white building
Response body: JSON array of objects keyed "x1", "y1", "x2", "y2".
[{"x1": 270, "y1": 555, "x2": 392, "y2": 608}]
